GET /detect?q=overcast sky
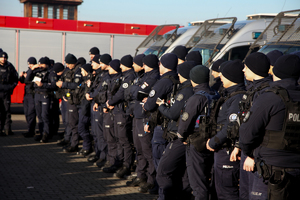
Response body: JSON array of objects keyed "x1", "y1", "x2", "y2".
[{"x1": 0, "y1": 0, "x2": 299, "y2": 26}]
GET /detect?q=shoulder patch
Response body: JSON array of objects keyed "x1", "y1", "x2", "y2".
[
  {"x1": 182, "y1": 112, "x2": 189, "y2": 121},
  {"x1": 74, "y1": 78, "x2": 80, "y2": 83},
  {"x1": 149, "y1": 90, "x2": 156, "y2": 98},
  {"x1": 122, "y1": 83, "x2": 129, "y2": 89},
  {"x1": 229, "y1": 113, "x2": 238, "y2": 122},
  {"x1": 141, "y1": 83, "x2": 147, "y2": 89},
  {"x1": 176, "y1": 94, "x2": 184, "y2": 101}
]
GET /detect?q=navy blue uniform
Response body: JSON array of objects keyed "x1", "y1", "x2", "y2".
[
  {"x1": 108, "y1": 68, "x2": 136, "y2": 169},
  {"x1": 130, "y1": 69, "x2": 160, "y2": 184},
  {"x1": 26, "y1": 67, "x2": 52, "y2": 138},
  {"x1": 89, "y1": 69, "x2": 109, "y2": 160},
  {"x1": 208, "y1": 83, "x2": 245, "y2": 200},
  {"x1": 239, "y1": 78, "x2": 300, "y2": 200},
  {"x1": 144, "y1": 71, "x2": 178, "y2": 169},
  {"x1": 103, "y1": 72, "x2": 122, "y2": 166},
  {"x1": 177, "y1": 83, "x2": 216, "y2": 200},
  {"x1": 156, "y1": 80, "x2": 194, "y2": 200},
  {"x1": 238, "y1": 76, "x2": 272, "y2": 200},
  {"x1": 61, "y1": 65, "x2": 83, "y2": 148},
  {"x1": 19, "y1": 69, "x2": 36, "y2": 136},
  {"x1": 0, "y1": 61, "x2": 18, "y2": 134}
]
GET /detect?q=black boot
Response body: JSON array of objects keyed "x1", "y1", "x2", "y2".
[
  {"x1": 126, "y1": 177, "x2": 147, "y2": 187},
  {"x1": 40, "y1": 132, "x2": 48, "y2": 143},
  {"x1": 63, "y1": 145, "x2": 78, "y2": 153},
  {"x1": 5, "y1": 129, "x2": 14, "y2": 135},
  {"x1": 116, "y1": 166, "x2": 131, "y2": 178}
]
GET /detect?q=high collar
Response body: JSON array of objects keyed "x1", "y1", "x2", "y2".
[
  {"x1": 223, "y1": 83, "x2": 245, "y2": 95},
  {"x1": 110, "y1": 72, "x2": 121, "y2": 79},
  {"x1": 252, "y1": 76, "x2": 272, "y2": 89},
  {"x1": 95, "y1": 68, "x2": 102, "y2": 74},
  {"x1": 161, "y1": 70, "x2": 177, "y2": 78},
  {"x1": 269, "y1": 78, "x2": 299, "y2": 90},
  {"x1": 193, "y1": 82, "x2": 211, "y2": 93},
  {"x1": 122, "y1": 68, "x2": 134, "y2": 76}
]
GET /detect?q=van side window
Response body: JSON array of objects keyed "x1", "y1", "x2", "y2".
[{"x1": 222, "y1": 46, "x2": 259, "y2": 61}]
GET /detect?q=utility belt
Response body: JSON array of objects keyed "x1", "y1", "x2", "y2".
[
  {"x1": 35, "y1": 91, "x2": 53, "y2": 96},
  {"x1": 255, "y1": 158, "x2": 299, "y2": 200},
  {"x1": 166, "y1": 131, "x2": 178, "y2": 141}
]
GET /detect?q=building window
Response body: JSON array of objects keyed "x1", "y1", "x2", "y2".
[
  {"x1": 32, "y1": 4, "x2": 44, "y2": 18},
  {"x1": 63, "y1": 6, "x2": 75, "y2": 20},
  {"x1": 48, "y1": 5, "x2": 59, "y2": 19}
]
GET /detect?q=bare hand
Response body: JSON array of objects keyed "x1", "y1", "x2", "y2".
[
  {"x1": 93, "y1": 103, "x2": 98, "y2": 111},
  {"x1": 230, "y1": 147, "x2": 241, "y2": 162},
  {"x1": 206, "y1": 139, "x2": 215, "y2": 151},
  {"x1": 86, "y1": 80, "x2": 91, "y2": 87},
  {"x1": 243, "y1": 157, "x2": 255, "y2": 172},
  {"x1": 103, "y1": 108, "x2": 108, "y2": 113},
  {"x1": 144, "y1": 124, "x2": 150, "y2": 133},
  {"x1": 106, "y1": 100, "x2": 114, "y2": 110},
  {"x1": 142, "y1": 97, "x2": 148, "y2": 103},
  {"x1": 35, "y1": 81, "x2": 43, "y2": 87},
  {"x1": 32, "y1": 64, "x2": 40, "y2": 70},
  {"x1": 86, "y1": 93, "x2": 93, "y2": 101},
  {"x1": 156, "y1": 99, "x2": 165, "y2": 106},
  {"x1": 56, "y1": 81, "x2": 63, "y2": 88},
  {"x1": 63, "y1": 96, "x2": 68, "y2": 102}
]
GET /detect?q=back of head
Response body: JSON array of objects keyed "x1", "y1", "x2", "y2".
[
  {"x1": 65, "y1": 53, "x2": 77, "y2": 64},
  {"x1": 81, "y1": 63, "x2": 93, "y2": 74},
  {"x1": 77, "y1": 57, "x2": 87, "y2": 66},
  {"x1": 186, "y1": 51, "x2": 202, "y2": 65},
  {"x1": 160, "y1": 53, "x2": 178, "y2": 71},
  {"x1": 27, "y1": 57, "x2": 37, "y2": 65},
  {"x1": 177, "y1": 61, "x2": 196, "y2": 79},
  {"x1": 172, "y1": 45, "x2": 188, "y2": 61},
  {"x1": 143, "y1": 54, "x2": 159, "y2": 69},
  {"x1": 266, "y1": 50, "x2": 283, "y2": 66},
  {"x1": 109, "y1": 59, "x2": 121, "y2": 72},
  {"x1": 221, "y1": 59, "x2": 245, "y2": 84},
  {"x1": 89, "y1": 47, "x2": 100, "y2": 55},
  {"x1": 245, "y1": 52, "x2": 270, "y2": 77},
  {"x1": 133, "y1": 54, "x2": 145, "y2": 67},
  {"x1": 92, "y1": 54, "x2": 101, "y2": 64},
  {"x1": 273, "y1": 54, "x2": 300, "y2": 80},
  {"x1": 189, "y1": 65, "x2": 209, "y2": 84},
  {"x1": 52, "y1": 62, "x2": 65, "y2": 73},
  {"x1": 120, "y1": 55, "x2": 133, "y2": 68}
]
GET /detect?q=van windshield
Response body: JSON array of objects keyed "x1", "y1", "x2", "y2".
[
  {"x1": 259, "y1": 43, "x2": 300, "y2": 55},
  {"x1": 143, "y1": 46, "x2": 169, "y2": 57},
  {"x1": 191, "y1": 44, "x2": 224, "y2": 65}
]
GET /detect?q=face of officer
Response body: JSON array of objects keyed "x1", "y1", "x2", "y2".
[
  {"x1": 0, "y1": 57, "x2": 7, "y2": 65},
  {"x1": 90, "y1": 54, "x2": 95, "y2": 62},
  {"x1": 108, "y1": 66, "x2": 118, "y2": 75},
  {"x1": 120, "y1": 64, "x2": 131, "y2": 72},
  {"x1": 28, "y1": 64, "x2": 35, "y2": 70},
  {"x1": 243, "y1": 64, "x2": 263, "y2": 81},
  {"x1": 133, "y1": 62, "x2": 143, "y2": 73},
  {"x1": 66, "y1": 63, "x2": 75, "y2": 70},
  {"x1": 91, "y1": 61, "x2": 100, "y2": 70},
  {"x1": 81, "y1": 68, "x2": 88, "y2": 77},
  {"x1": 159, "y1": 63, "x2": 170, "y2": 76},
  {"x1": 39, "y1": 63, "x2": 48, "y2": 69},
  {"x1": 143, "y1": 64, "x2": 152, "y2": 73},
  {"x1": 211, "y1": 70, "x2": 220, "y2": 78},
  {"x1": 178, "y1": 73, "x2": 188, "y2": 84}
]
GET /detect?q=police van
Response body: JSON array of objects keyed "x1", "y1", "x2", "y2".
[{"x1": 255, "y1": 9, "x2": 300, "y2": 56}]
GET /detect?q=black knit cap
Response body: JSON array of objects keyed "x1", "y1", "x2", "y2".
[
  {"x1": 211, "y1": 59, "x2": 225, "y2": 72},
  {"x1": 245, "y1": 52, "x2": 270, "y2": 77},
  {"x1": 0, "y1": 52, "x2": 8, "y2": 59},
  {"x1": 219, "y1": 61, "x2": 231, "y2": 73},
  {"x1": 121, "y1": 55, "x2": 133, "y2": 68},
  {"x1": 39, "y1": 57, "x2": 49, "y2": 65},
  {"x1": 52, "y1": 62, "x2": 65, "y2": 73},
  {"x1": 172, "y1": 45, "x2": 188, "y2": 61},
  {"x1": 50, "y1": 59, "x2": 55, "y2": 66},
  {"x1": 186, "y1": 51, "x2": 202, "y2": 65},
  {"x1": 100, "y1": 54, "x2": 112, "y2": 65},
  {"x1": 65, "y1": 53, "x2": 77, "y2": 64},
  {"x1": 273, "y1": 54, "x2": 300, "y2": 79},
  {"x1": 81, "y1": 63, "x2": 93, "y2": 73},
  {"x1": 0, "y1": 48, "x2": 3, "y2": 53},
  {"x1": 76, "y1": 57, "x2": 86, "y2": 66},
  {"x1": 92, "y1": 54, "x2": 101, "y2": 64},
  {"x1": 160, "y1": 53, "x2": 178, "y2": 70},
  {"x1": 290, "y1": 51, "x2": 300, "y2": 58},
  {"x1": 190, "y1": 65, "x2": 209, "y2": 84},
  {"x1": 27, "y1": 57, "x2": 37, "y2": 65},
  {"x1": 44, "y1": 56, "x2": 51, "y2": 66},
  {"x1": 222, "y1": 59, "x2": 245, "y2": 83},
  {"x1": 177, "y1": 61, "x2": 196, "y2": 79},
  {"x1": 109, "y1": 59, "x2": 121, "y2": 72},
  {"x1": 143, "y1": 54, "x2": 159, "y2": 68},
  {"x1": 266, "y1": 50, "x2": 283, "y2": 66},
  {"x1": 133, "y1": 54, "x2": 145, "y2": 67},
  {"x1": 89, "y1": 47, "x2": 100, "y2": 55}
]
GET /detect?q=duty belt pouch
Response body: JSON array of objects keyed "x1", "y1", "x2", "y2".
[
  {"x1": 189, "y1": 133, "x2": 207, "y2": 152},
  {"x1": 268, "y1": 170, "x2": 291, "y2": 200}
]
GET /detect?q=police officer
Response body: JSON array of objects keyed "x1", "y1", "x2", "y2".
[
  {"x1": 229, "y1": 52, "x2": 272, "y2": 200},
  {"x1": 210, "y1": 59, "x2": 225, "y2": 92},
  {"x1": 142, "y1": 53, "x2": 179, "y2": 193},
  {"x1": 101, "y1": 59, "x2": 122, "y2": 172},
  {"x1": 172, "y1": 45, "x2": 188, "y2": 65},
  {"x1": 90, "y1": 54, "x2": 112, "y2": 166},
  {"x1": 126, "y1": 54, "x2": 160, "y2": 189},
  {"x1": 177, "y1": 65, "x2": 219, "y2": 200},
  {"x1": 89, "y1": 47, "x2": 100, "y2": 63},
  {"x1": 56, "y1": 54, "x2": 82, "y2": 152},
  {"x1": 20, "y1": 57, "x2": 37, "y2": 138},
  {"x1": 239, "y1": 54, "x2": 300, "y2": 200},
  {"x1": 156, "y1": 61, "x2": 196, "y2": 200},
  {"x1": 0, "y1": 52, "x2": 18, "y2": 136},
  {"x1": 206, "y1": 60, "x2": 246, "y2": 200},
  {"x1": 106, "y1": 55, "x2": 136, "y2": 178}
]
